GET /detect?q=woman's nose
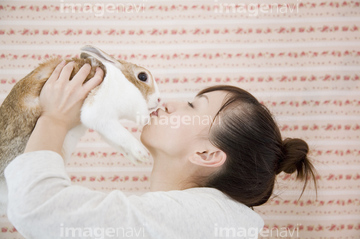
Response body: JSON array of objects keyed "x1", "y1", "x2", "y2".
[{"x1": 163, "y1": 101, "x2": 177, "y2": 114}]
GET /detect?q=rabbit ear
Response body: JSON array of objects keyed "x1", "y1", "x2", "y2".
[{"x1": 80, "y1": 45, "x2": 117, "y2": 64}]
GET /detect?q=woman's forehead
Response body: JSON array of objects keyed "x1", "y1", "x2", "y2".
[{"x1": 201, "y1": 91, "x2": 229, "y2": 103}]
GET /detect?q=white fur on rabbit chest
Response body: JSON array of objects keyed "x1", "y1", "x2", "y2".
[{"x1": 63, "y1": 62, "x2": 151, "y2": 163}]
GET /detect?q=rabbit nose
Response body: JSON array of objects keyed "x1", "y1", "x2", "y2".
[{"x1": 157, "y1": 98, "x2": 161, "y2": 103}]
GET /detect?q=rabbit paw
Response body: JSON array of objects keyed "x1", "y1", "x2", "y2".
[{"x1": 125, "y1": 143, "x2": 150, "y2": 164}]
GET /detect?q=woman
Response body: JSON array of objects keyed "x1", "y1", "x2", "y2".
[{"x1": 5, "y1": 62, "x2": 317, "y2": 238}]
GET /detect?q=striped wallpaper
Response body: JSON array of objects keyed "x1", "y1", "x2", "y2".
[{"x1": 0, "y1": 0, "x2": 359, "y2": 238}]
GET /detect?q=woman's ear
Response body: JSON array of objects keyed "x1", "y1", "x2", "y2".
[{"x1": 188, "y1": 150, "x2": 226, "y2": 167}]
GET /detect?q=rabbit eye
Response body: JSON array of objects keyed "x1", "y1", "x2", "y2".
[{"x1": 137, "y1": 72, "x2": 148, "y2": 82}]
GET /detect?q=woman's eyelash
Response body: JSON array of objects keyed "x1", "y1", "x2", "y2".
[{"x1": 188, "y1": 102, "x2": 194, "y2": 108}]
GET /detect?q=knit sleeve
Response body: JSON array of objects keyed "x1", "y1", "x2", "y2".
[{"x1": 4, "y1": 150, "x2": 145, "y2": 239}]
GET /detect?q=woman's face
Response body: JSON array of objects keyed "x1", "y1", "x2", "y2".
[{"x1": 141, "y1": 90, "x2": 228, "y2": 160}]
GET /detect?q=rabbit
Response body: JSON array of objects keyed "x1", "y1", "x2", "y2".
[{"x1": 0, "y1": 45, "x2": 161, "y2": 216}]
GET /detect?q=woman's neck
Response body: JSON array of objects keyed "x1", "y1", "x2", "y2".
[{"x1": 149, "y1": 153, "x2": 197, "y2": 192}]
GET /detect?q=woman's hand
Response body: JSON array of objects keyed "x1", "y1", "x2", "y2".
[
  {"x1": 39, "y1": 60, "x2": 104, "y2": 131},
  {"x1": 24, "y1": 60, "x2": 104, "y2": 156}
]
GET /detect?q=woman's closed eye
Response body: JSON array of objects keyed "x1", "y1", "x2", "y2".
[{"x1": 187, "y1": 102, "x2": 194, "y2": 108}]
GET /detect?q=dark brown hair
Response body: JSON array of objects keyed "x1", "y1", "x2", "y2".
[{"x1": 197, "y1": 85, "x2": 317, "y2": 207}]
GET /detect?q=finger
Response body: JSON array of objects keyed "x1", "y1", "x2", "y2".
[
  {"x1": 47, "y1": 60, "x2": 66, "y2": 83},
  {"x1": 71, "y1": 63, "x2": 92, "y2": 86},
  {"x1": 81, "y1": 67, "x2": 104, "y2": 97},
  {"x1": 58, "y1": 61, "x2": 75, "y2": 84}
]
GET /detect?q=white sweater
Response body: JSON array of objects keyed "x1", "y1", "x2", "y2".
[{"x1": 4, "y1": 150, "x2": 264, "y2": 239}]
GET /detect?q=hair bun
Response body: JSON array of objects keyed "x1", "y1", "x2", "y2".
[
  {"x1": 277, "y1": 138, "x2": 309, "y2": 177},
  {"x1": 277, "y1": 137, "x2": 317, "y2": 199}
]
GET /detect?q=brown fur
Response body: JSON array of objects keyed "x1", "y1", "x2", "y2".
[
  {"x1": 0, "y1": 58, "x2": 106, "y2": 176},
  {"x1": 116, "y1": 59, "x2": 155, "y2": 101}
]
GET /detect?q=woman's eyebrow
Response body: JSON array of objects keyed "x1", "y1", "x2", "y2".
[{"x1": 195, "y1": 94, "x2": 209, "y2": 104}]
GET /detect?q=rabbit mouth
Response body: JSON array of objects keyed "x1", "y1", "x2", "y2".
[{"x1": 150, "y1": 108, "x2": 159, "y2": 117}]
